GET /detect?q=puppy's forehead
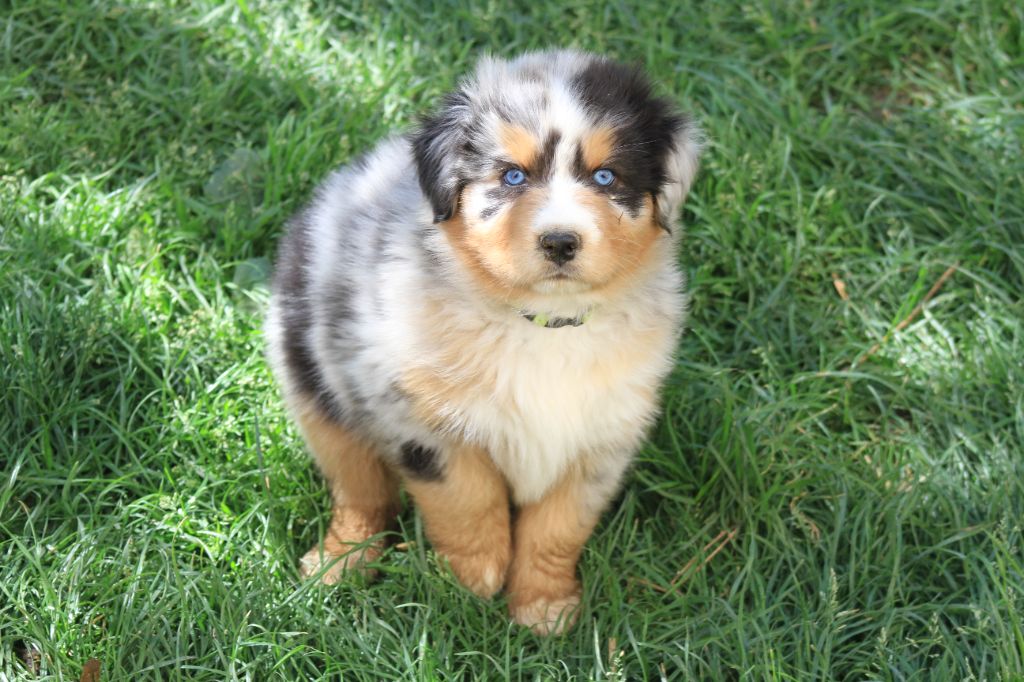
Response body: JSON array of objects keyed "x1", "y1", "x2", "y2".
[
  {"x1": 447, "y1": 50, "x2": 685, "y2": 219},
  {"x1": 480, "y1": 90, "x2": 589, "y2": 158},
  {"x1": 466, "y1": 52, "x2": 613, "y2": 155}
]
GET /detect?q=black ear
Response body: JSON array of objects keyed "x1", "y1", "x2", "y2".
[{"x1": 411, "y1": 91, "x2": 471, "y2": 223}]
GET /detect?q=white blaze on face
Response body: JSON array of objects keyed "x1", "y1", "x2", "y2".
[
  {"x1": 532, "y1": 84, "x2": 607, "y2": 242},
  {"x1": 546, "y1": 77, "x2": 590, "y2": 146},
  {"x1": 532, "y1": 173, "x2": 600, "y2": 242}
]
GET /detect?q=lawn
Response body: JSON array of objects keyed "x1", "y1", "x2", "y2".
[{"x1": 1, "y1": 0, "x2": 1022, "y2": 679}]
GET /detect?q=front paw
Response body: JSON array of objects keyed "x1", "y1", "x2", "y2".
[
  {"x1": 508, "y1": 585, "x2": 582, "y2": 635},
  {"x1": 441, "y1": 545, "x2": 511, "y2": 599},
  {"x1": 299, "y1": 542, "x2": 380, "y2": 585}
]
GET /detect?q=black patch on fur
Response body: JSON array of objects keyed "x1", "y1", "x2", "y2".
[
  {"x1": 571, "y1": 143, "x2": 587, "y2": 179},
  {"x1": 571, "y1": 58, "x2": 686, "y2": 216},
  {"x1": 272, "y1": 211, "x2": 347, "y2": 422},
  {"x1": 414, "y1": 226, "x2": 447, "y2": 274},
  {"x1": 484, "y1": 183, "x2": 526, "y2": 204},
  {"x1": 479, "y1": 203, "x2": 503, "y2": 221},
  {"x1": 411, "y1": 91, "x2": 471, "y2": 223},
  {"x1": 324, "y1": 280, "x2": 356, "y2": 326},
  {"x1": 533, "y1": 130, "x2": 562, "y2": 181},
  {"x1": 479, "y1": 182, "x2": 528, "y2": 221},
  {"x1": 400, "y1": 441, "x2": 443, "y2": 480}
]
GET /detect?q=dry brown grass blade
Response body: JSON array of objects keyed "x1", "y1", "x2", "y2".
[
  {"x1": 832, "y1": 272, "x2": 850, "y2": 301},
  {"x1": 632, "y1": 528, "x2": 741, "y2": 594},
  {"x1": 80, "y1": 659, "x2": 101, "y2": 682},
  {"x1": 630, "y1": 576, "x2": 669, "y2": 593},
  {"x1": 851, "y1": 262, "x2": 959, "y2": 369},
  {"x1": 670, "y1": 527, "x2": 739, "y2": 589}
]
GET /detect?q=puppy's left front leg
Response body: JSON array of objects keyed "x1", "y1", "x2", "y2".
[
  {"x1": 404, "y1": 444, "x2": 512, "y2": 598},
  {"x1": 507, "y1": 465, "x2": 621, "y2": 635}
]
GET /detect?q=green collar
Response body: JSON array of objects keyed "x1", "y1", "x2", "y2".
[{"x1": 520, "y1": 309, "x2": 593, "y2": 328}]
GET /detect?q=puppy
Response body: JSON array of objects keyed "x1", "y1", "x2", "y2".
[{"x1": 265, "y1": 50, "x2": 701, "y2": 635}]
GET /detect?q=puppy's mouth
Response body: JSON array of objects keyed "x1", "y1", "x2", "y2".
[
  {"x1": 543, "y1": 262, "x2": 581, "y2": 280},
  {"x1": 532, "y1": 267, "x2": 591, "y2": 294},
  {"x1": 542, "y1": 268, "x2": 583, "y2": 285}
]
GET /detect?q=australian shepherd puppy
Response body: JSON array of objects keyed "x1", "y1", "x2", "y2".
[{"x1": 265, "y1": 50, "x2": 701, "y2": 635}]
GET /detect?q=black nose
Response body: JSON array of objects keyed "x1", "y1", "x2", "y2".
[{"x1": 539, "y1": 231, "x2": 580, "y2": 266}]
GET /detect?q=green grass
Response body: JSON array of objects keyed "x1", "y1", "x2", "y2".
[{"x1": 2, "y1": 0, "x2": 1022, "y2": 679}]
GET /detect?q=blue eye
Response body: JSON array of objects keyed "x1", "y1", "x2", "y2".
[
  {"x1": 593, "y1": 169, "x2": 615, "y2": 186},
  {"x1": 503, "y1": 168, "x2": 526, "y2": 186}
]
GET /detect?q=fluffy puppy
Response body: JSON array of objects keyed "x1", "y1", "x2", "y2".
[{"x1": 265, "y1": 50, "x2": 701, "y2": 635}]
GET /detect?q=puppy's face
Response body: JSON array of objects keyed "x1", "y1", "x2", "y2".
[{"x1": 413, "y1": 52, "x2": 701, "y2": 301}]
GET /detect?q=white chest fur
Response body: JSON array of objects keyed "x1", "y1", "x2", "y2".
[{"x1": 404, "y1": 300, "x2": 680, "y2": 503}]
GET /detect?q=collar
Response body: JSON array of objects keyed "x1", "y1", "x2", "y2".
[{"x1": 519, "y1": 309, "x2": 593, "y2": 328}]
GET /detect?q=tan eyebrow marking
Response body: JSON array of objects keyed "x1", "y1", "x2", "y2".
[
  {"x1": 580, "y1": 126, "x2": 616, "y2": 170},
  {"x1": 498, "y1": 123, "x2": 540, "y2": 169}
]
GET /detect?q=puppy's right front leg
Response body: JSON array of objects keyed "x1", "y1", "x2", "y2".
[
  {"x1": 403, "y1": 443, "x2": 512, "y2": 598},
  {"x1": 296, "y1": 404, "x2": 401, "y2": 584}
]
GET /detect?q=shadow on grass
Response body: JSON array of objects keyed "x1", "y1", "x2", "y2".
[{"x1": 3, "y1": 0, "x2": 1022, "y2": 677}]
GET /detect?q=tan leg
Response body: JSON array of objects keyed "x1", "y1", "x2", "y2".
[
  {"x1": 506, "y1": 467, "x2": 604, "y2": 635},
  {"x1": 404, "y1": 444, "x2": 512, "y2": 598},
  {"x1": 295, "y1": 404, "x2": 400, "y2": 584}
]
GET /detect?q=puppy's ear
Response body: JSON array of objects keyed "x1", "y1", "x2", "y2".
[
  {"x1": 655, "y1": 117, "x2": 702, "y2": 233},
  {"x1": 412, "y1": 91, "x2": 471, "y2": 223}
]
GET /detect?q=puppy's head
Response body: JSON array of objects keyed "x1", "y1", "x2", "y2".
[{"x1": 412, "y1": 51, "x2": 701, "y2": 301}]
